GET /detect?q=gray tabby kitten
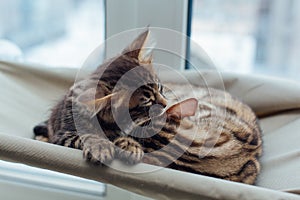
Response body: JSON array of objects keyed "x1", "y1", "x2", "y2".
[{"x1": 34, "y1": 30, "x2": 262, "y2": 184}]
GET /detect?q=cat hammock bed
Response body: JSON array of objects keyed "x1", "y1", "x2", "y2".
[{"x1": 0, "y1": 60, "x2": 299, "y2": 199}]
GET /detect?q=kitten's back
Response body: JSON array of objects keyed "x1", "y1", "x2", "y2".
[{"x1": 146, "y1": 83, "x2": 262, "y2": 184}]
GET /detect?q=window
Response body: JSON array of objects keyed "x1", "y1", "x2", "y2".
[
  {"x1": 0, "y1": 0, "x2": 105, "y2": 67},
  {"x1": 191, "y1": 0, "x2": 300, "y2": 81}
]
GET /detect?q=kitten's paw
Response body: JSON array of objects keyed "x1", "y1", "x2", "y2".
[
  {"x1": 83, "y1": 139, "x2": 115, "y2": 165},
  {"x1": 114, "y1": 137, "x2": 144, "y2": 165},
  {"x1": 35, "y1": 135, "x2": 49, "y2": 143}
]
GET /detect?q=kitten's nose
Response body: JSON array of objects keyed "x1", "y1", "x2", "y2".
[{"x1": 156, "y1": 93, "x2": 167, "y2": 108}]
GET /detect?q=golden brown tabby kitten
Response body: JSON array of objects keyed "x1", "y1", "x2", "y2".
[
  {"x1": 138, "y1": 84, "x2": 262, "y2": 185},
  {"x1": 35, "y1": 30, "x2": 167, "y2": 165}
]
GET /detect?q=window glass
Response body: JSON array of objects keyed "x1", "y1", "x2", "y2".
[
  {"x1": 0, "y1": 0, "x2": 105, "y2": 67},
  {"x1": 191, "y1": 0, "x2": 300, "y2": 81}
]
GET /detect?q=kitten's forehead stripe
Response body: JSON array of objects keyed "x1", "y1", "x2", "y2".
[{"x1": 141, "y1": 84, "x2": 154, "y2": 92}]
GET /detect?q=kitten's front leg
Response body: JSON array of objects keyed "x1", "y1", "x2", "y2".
[
  {"x1": 51, "y1": 131, "x2": 115, "y2": 165},
  {"x1": 113, "y1": 137, "x2": 144, "y2": 164},
  {"x1": 80, "y1": 134, "x2": 115, "y2": 165}
]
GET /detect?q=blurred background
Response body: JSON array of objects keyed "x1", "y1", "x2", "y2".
[
  {"x1": 0, "y1": 0, "x2": 299, "y2": 81},
  {"x1": 0, "y1": 0, "x2": 104, "y2": 67},
  {"x1": 192, "y1": 0, "x2": 300, "y2": 81}
]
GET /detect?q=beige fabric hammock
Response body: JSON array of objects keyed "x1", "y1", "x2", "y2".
[{"x1": 0, "y1": 60, "x2": 299, "y2": 199}]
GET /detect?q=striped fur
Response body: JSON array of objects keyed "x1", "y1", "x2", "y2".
[
  {"x1": 140, "y1": 84, "x2": 262, "y2": 185},
  {"x1": 34, "y1": 83, "x2": 262, "y2": 184},
  {"x1": 33, "y1": 30, "x2": 262, "y2": 185}
]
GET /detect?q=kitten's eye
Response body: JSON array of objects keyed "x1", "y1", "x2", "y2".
[{"x1": 143, "y1": 91, "x2": 151, "y2": 98}]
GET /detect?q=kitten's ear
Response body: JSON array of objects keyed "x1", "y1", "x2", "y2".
[
  {"x1": 77, "y1": 88, "x2": 115, "y2": 117},
  {"x1": 166, "y1": 98, "x2": 198, "y2": 119},
  {"x1": 122, "y1": 29, "x2": 154, "y2": 64}
]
